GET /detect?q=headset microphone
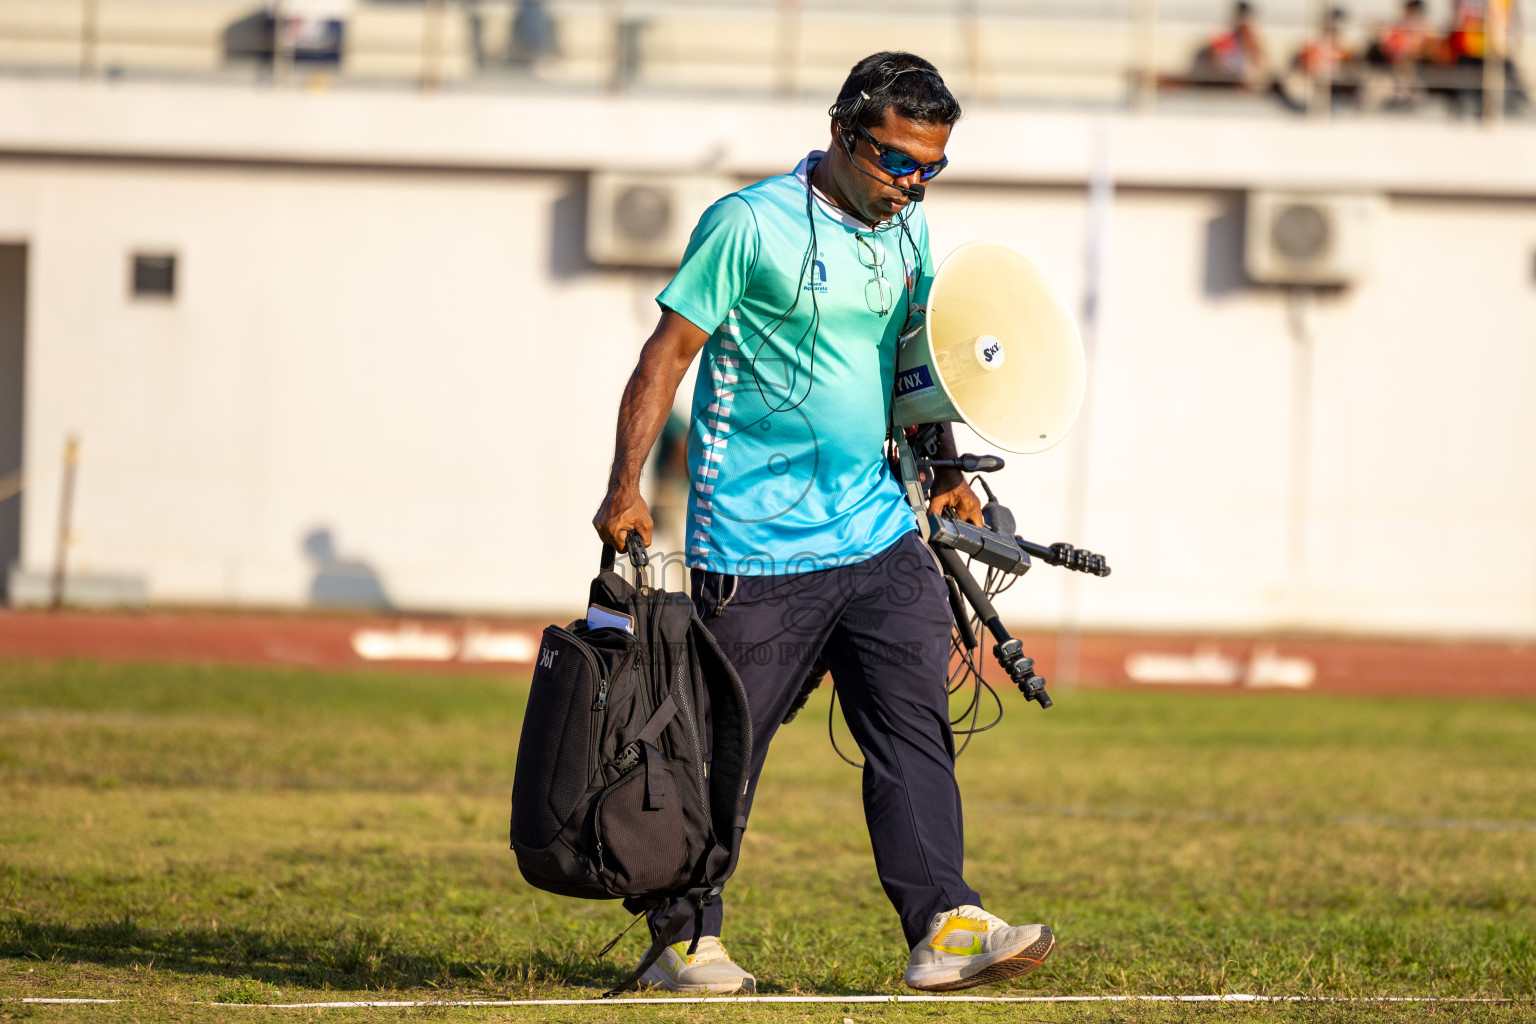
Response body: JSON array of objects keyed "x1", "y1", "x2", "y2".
[{"x1": 837, "y1": 127, "x2": 926, "y2": 203}]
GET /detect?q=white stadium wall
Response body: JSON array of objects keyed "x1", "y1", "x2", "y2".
[
  {"x1": 0, "y1": 158, "x2": 647, "y2": 612},
  {"x1": 0, "y1": 80, "x2": 1534, "y2": 636},
  {"x1": 928, "y1": 187, "x2": 1536, "y2": 637}
]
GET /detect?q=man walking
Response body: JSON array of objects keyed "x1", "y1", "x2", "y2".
[{"x1": 593, "y1": 51, "x2": 1055, "y2": 994}]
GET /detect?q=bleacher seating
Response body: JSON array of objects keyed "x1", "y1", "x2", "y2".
[{"x1": 0, "y1": 0, "x2": 1529, "y2": 115}]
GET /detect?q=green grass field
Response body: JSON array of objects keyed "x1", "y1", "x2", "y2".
[{"x1": 1, "y1": 657, "x2": 1533, "y2": 1023}]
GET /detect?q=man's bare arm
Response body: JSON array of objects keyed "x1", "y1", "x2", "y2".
[
  {"x1": 592, "y1": 309, "x2": 710, "y2": 550},
  {"x1": 925, "y1": 423, "x2": 984, "y2": 526}
]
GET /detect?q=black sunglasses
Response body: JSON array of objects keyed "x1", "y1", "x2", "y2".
[{"x1": 841, "y1": 123, "x2": 949, "y2": 183}]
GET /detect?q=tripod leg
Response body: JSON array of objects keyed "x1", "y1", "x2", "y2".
[
  {"x1": 931, "y1": 545, "x2": 1052, "y2": 708},
  {"x1": 943, "y1": 574, "x2": 978, "y2": 650},
  {"x1": 932, "y1": 546, "x2": 1008, "y2": 644}
]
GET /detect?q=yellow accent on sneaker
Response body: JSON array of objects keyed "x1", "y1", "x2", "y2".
[
  {"x1": 637, "y1": 935, "x2": 756, "y2": 995},
  {"x1": 930, "y1": 917, "x2": 988, "y2": 955},
  {"x1": 905, "y1": 906, "x2": 1054, "y2": 992}
]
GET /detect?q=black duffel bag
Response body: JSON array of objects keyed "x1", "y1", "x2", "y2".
[{"x1": 510, "y1": 539, "x2": 751, "y2": 992}]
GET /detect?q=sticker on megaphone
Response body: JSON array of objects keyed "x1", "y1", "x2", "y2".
[{"x1": 974, "y1": 334, "x2": 1004, "y2": 371}]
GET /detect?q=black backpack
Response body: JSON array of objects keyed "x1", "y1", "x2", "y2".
[{"x1": 510, "y1": 543, "x2": 752, "y2": 992}]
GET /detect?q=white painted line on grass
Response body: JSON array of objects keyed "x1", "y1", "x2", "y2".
[{"x1": 14, "y1": 995, "x2": 1521, "y2": 1007}]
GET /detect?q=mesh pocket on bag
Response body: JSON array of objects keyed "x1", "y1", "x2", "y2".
[{"x1": 592, "y1": 766, "x2": 689, "y2": 895}]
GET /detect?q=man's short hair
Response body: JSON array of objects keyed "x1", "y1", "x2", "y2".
[{"x1": 829, "y1": 52, "x2": 961, "y2": 131}]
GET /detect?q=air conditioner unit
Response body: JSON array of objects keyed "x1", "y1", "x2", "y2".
[
  {"x1": 586, "y1": 172, "x2": 734, "y2": 268},
  {"x1": 1244, "y1": 190, "x2": 1384, "y2": 287}
]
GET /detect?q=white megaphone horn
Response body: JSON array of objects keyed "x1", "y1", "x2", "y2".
[{"x1": 893, "y1": 241, "x2": 1086, "y2": 454}]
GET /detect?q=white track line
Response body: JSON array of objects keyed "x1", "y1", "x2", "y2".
[{"x1": 13, "y1": 995, "x2": 1520, "y2": 1007}]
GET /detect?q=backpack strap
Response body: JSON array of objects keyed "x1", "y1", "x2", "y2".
[
  {"x1": 634, "y1": 694, "x2": 677, "y2": 747},
  {"x1": 688, "y1": 621, "x2": 753, "y2": 883},
  {"x1": 601, "y1": 538, "x2": 651, "y2": 588},
  {"x1": 632, "y1": 694, "x2": 677, "y2": 811},
  {"x1": 602, "y1": 895, "x2": 700, "y2": 997},
  {"x1": 640, "y1": 742, "x2": 667, "y2": 810},
  {"x1": 594, "y1": 911, "x2": 646, "y2": 960}
]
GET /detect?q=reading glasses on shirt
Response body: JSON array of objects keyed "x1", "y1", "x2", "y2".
[{"x1": 854, "y1": 232, "x2": 894, "y2": 316}]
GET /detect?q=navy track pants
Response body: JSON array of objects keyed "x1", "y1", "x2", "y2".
[{"x1": 648, "y1": 530, "x2": 982, "y2": 949}]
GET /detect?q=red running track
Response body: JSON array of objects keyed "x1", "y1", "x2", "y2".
[{"x1": 1, "y1": 610, "x2": 1533, "y2": 699}]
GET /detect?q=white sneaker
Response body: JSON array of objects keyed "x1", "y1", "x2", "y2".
[
  {"x1": 637, "y1": 935, "x2": 756, "y2": 995},
  {"x1": 904, "y1": 905, "x2": 1054, "y2": 991}
]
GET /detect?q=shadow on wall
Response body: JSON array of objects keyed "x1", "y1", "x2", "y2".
[
  {"x1": 1204, "y1": 192, "x2": 1250, "y2": 297},
  {"x1": 303, "y1": 527, "x2": 392, "y2": 611},
  {"x1": 222, "y1": 9, "x2": 345, "y2": 67},
  {"x1": 550, "y1": 175, "x2": 591, "y2": 280},
  {"x1": 0, "y1": 245, "x2": 24, "y2": 605},
  {"x1": 222, "y1": 10, "x2": 273, "y2": 65}
]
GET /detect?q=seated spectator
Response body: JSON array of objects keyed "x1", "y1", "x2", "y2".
[
  {"x1": 1365, "y1": 0, "x2": 1444, "y2": 107},
  {"x1": 1447, "y1": 0, "x2": 1490, "y2": 64},
  {"x1": 510, "y1": 0, "x2": 558, "y2": 66},
  {"x1": 1369, "y1": 0, "x2": 1440, "y2": 66},
  {"x1": 1444, "y1": 0, "x2": 1528, "y2": 114},
  {"x1": 1296, "y1": 6, "x2": 1355, "y2": 78},
  {"x1": 1276, "y1": 5, "x2": 1360, "y2": 109},
  {"x1": 1192, "y1": 1, "x2": 1272, "y2": 89}
]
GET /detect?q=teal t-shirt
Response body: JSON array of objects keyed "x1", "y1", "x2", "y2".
[{"x1": 657, "y1": 152, "x2": 933, "y2": 576}]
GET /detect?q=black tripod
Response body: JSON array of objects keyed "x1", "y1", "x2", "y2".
[
  {"x1": 908, "y1": 423, "x2": 1109, "y2": 751},
  {"x1": 790, "y1": 423, "x2": 1111, "y2": 763}
]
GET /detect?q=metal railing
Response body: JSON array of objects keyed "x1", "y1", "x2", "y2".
[{"x1": 0, "y1": 0, "x2": 1528, "y2": 121}]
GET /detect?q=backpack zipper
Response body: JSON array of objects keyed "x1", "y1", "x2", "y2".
[
  {"x1": 550, "y1": 625, "x2": 608, "y2": 780},
  {"x1": 549, "y1": 624, "x2": 614, "y2": 711},
  {"x1": 592, "y1": 761, "x2": 644, "y2": 874},
  {"x1": 551, "y1": 625, "x2": 603, "y2": 685},
  {"x1": 592, "y1": 647, "x2": 635, "y2": 713}
]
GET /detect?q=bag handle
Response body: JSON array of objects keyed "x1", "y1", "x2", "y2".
[{"x1": 601, "y1": 533, "x2": 652, "y2": 589}]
